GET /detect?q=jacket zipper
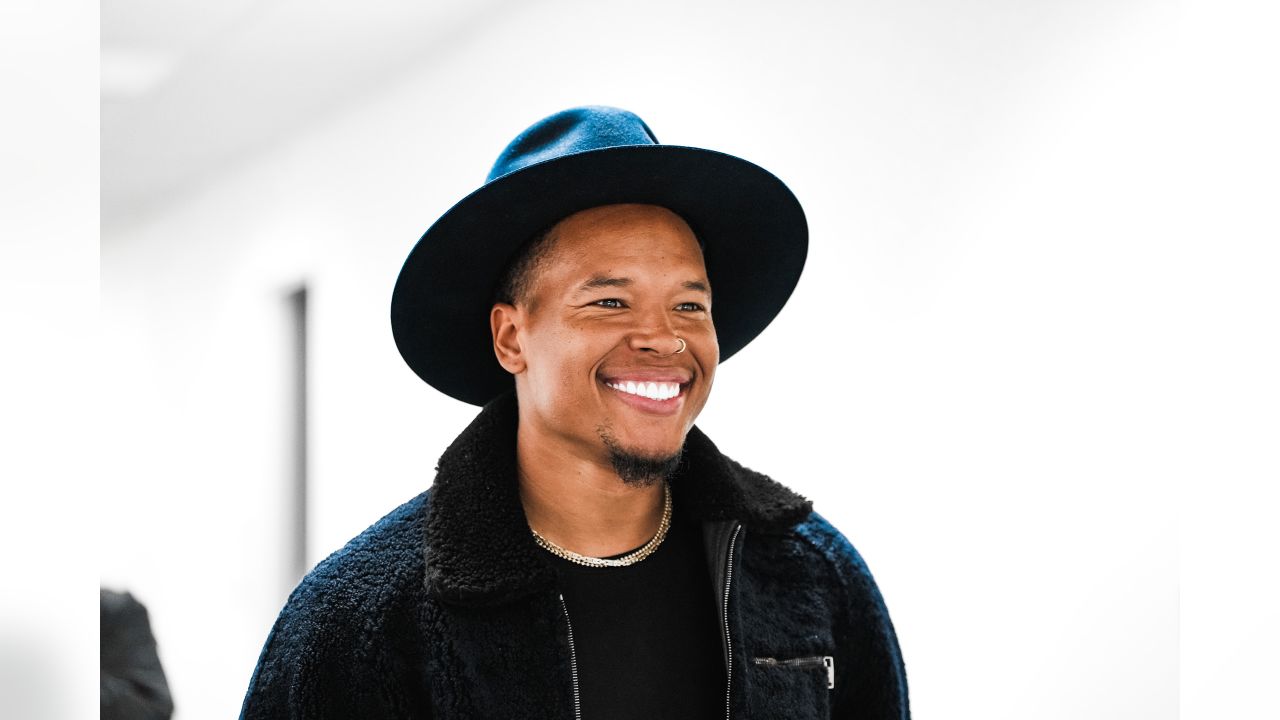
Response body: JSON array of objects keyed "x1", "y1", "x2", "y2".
[
  {"x1": 559, "y1": 593, "x2": 582, "y2": 720},
  {"x1": 722, "y1": 523, "x2": 743, "y2": 720},
  {"x1": 752, "y1": 655, "x2": 836, "y2": 689}
]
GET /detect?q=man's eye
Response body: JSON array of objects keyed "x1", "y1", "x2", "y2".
[
  {"x1": 676, "y1": 302, "x2": 706, "y2": 312},
  {"x1": 593, "y1": 298, "x2": 626, "y2": 308}
]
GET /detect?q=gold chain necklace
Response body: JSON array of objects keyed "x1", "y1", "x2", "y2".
[{"x1": 530, "y1": 482, "x2": 672, "y2": 568}]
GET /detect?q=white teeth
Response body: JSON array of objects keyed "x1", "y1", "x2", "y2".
[{"x1": 609, "y1": 380, "x2": 682, "y2": 401}]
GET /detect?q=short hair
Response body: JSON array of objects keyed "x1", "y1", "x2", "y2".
[
  {"x1": 491, "y1": 207, "x2": 706, "y2": 308},
  {"x1": 492, "y1": 225, "x2": 560, "y2": 307}
]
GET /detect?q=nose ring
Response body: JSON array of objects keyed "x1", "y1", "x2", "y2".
[{"x1": 674, "y1": 337, "x2": 686, "y2": 354}]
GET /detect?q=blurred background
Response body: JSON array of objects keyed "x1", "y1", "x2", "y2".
[{"x1": 89, "y1": 0, "x2": 1198, "y2": 717}]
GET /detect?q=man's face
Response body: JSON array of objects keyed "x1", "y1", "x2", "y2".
[{"x1": 494, "y1": 204, "x2": 718, "y2": 476}]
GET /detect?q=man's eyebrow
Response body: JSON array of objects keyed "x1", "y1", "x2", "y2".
[
  {"x1": 577, "y1": 275, "x2": 632, "y2": 292},
  {"x1": 573, "y1": 275, "x2": 712, "y2": 295}
]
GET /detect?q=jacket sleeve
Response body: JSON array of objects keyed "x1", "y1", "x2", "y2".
[{"x1": 800, "y1": 514, "x2": 911, "y2": 720}]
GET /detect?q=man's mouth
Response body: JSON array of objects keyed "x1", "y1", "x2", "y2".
[
  {"x1": 603, "y1": 379, "x2": 683, "y2": 401},
  {"x1": 598, "y1": 371, "x2": 692, "y2": 414}
]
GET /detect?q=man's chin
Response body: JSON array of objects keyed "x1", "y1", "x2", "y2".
[
  {"x1": 607, "y1": 446, "x2": 682, "y2": 487},
  {"x1": 596, "y1": 425, "x2": 684, "y2": 487}
]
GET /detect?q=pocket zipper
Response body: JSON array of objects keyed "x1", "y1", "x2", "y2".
[{"x1": 752, "y1": 655, "x2": 835, "y2": 689}]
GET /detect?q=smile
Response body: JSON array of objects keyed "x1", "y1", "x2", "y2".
[{"x1": 604, "y1": 380, "x2": 682, "y2": 401}]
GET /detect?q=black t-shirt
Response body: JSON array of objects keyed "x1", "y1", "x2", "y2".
[{"x1": 548, "y1": 502, "x2": 725, "y2": 719}]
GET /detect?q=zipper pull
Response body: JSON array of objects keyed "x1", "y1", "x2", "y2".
[{"x1": 823, "y1": 656, "x2": 835, "y2": 689}]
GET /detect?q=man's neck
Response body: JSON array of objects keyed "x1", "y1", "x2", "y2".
[{"x1": 515, "y1": 425, "x2": 667, "y2": 559}]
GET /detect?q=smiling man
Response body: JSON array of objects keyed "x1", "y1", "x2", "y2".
[{"x1": 240, "y1": 107, "x2": 910, "y2": 719}]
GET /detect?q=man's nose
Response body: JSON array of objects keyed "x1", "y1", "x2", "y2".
[{"x1": 627, "y1": 310, "x2": 683, "y2": 357}]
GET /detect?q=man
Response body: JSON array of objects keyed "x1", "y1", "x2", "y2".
[{"x1": 240, "y1": 106, "x2": 909, "y2": 719}]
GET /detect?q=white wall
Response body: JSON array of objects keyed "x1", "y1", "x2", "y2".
[{"x1": 101, "y1": 1, "x2": 1182, "y2": 718}]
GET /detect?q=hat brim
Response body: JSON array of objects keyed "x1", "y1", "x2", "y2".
[{"x1": 391, "y1": 144, "x2": 808, "y2": 406}]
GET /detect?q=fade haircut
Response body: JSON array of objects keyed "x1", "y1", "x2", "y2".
[{"x1": 492, "y1": 225, "x2": 560, "y2": 307}]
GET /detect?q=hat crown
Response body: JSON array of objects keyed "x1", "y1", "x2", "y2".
[{"x1": 486, "y1": 106, "x2": 659, "y2": 183}]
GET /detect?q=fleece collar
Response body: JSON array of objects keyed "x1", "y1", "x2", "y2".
[{"x1": 422, "y1": 392, "x2": 812, "y2": 606}]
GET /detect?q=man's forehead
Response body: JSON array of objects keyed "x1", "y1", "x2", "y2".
[
  {"x1": 524, "y1": 203, "x2": 709, "y2": 297},
  {"x1": 550, "y1": 231, "x2": 705, "y2": 262},
  {"x1": 545, "y1": 235, "x2": 709, "y2": 284}
]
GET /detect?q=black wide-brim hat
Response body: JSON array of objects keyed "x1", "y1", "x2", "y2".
[{"x1": 391, "y1": 106, "x2": 808, "y2": 406}]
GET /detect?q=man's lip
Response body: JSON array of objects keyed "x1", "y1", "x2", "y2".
[
  {"x1": 598, "y1": 370, "x2": 693, "y2": 384},
  {"x1": 599, "y1": 377, "x2": 686, "y2": 415}
]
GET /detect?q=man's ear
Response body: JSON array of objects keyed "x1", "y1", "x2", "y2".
[{"x1": 491, "y1": 302, "x2": 527, "y2": 375}]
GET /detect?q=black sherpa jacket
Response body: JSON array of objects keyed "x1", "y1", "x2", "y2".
[{"x1": 239, "y1": 393, "x2": 910, "y2": 719}]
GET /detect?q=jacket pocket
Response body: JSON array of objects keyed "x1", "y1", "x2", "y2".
[
  {"x1": 753, "y1": 656, "x2": 835, "y2": 689},
  {"x1": 745, "y1": 655, "x2": 834, "y2": 719}
]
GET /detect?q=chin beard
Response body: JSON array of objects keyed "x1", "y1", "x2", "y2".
[{"x1": 597, "y1": 425, "x2": 683, "y2": 487}]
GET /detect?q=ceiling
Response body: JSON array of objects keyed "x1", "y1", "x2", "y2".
[{"x1": 101, "y1": 0, "x2": 506, "y2": 227}]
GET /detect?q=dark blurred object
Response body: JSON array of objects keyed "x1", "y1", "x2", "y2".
[{"x1": 101, "y1": 588, "x2": 174, "y2": 720}]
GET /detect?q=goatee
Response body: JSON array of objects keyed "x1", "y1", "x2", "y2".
[{"x1": 597, "y1": 425, "x2": 683, "y2": 487}]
